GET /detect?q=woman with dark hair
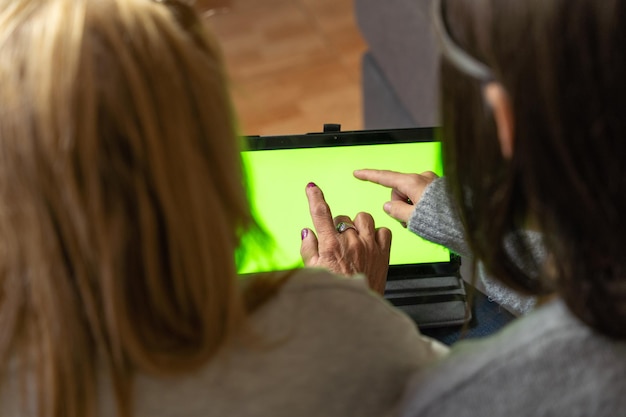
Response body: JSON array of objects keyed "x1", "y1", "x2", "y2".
[{"x1": 350, "y1": 0, "x2": 626, "y2": 414}]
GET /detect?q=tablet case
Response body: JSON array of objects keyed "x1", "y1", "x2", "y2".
[
  {"x1": 384, "y1": 254, "x2": 471, "y2": 328},
  {"x1": 244, "y1": 126, "x2": 471, "y2": 329}
]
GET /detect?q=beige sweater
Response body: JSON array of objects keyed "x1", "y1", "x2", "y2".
[{"x1": 2, "y1": 269, "x2": 447, "y2": 416}]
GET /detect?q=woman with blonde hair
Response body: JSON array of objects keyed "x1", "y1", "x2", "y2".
[{"x1": 0, "y1": 0, "x2": 445, "y2": 416}]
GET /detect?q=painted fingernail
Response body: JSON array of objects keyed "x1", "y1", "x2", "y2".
[
  {"x1": 301, "y1": 228, "x2": 309, "y2": 240},
  {"x1": 383, "y1": 202, "x2": 391, "y2": 213},
  {"x1": 307, "y1": 182, "x2": 316, "y2": 188}
]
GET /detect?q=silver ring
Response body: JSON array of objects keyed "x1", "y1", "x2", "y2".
[{"x1": 336, "y1": 222, "x2": 358, "y2": 233}]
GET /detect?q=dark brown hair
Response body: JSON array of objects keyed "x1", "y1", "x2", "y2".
[{"x1": 439, "y1": 0, "x2": 626, "y2": 338}]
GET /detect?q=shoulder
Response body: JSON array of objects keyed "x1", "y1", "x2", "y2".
[
  {"x1": 397, "y1": 299, "x2": 626, "y2": 417},
  {"x1": 277, "y1": 269, "x2": 437, "y2": 340},
  {"x1": 221, "y1": 269, "x2": 447, "y2": 417},
  {"x1": 128, "y1": 269, "x2": 448, "y2": 417},
  {"x1": 255, "y1": 267, "x2": 448, "y2": 365},
  {"x1": 268, "y1": 268, "x2": 419, "y2": 339}
]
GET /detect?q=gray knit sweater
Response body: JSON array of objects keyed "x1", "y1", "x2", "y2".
[
  {"x1": 397, "y1": 177, "x2": 626, "y2": 416},
  {"x1": 408, "y1": 177, "x2": 539, "y2": 314},
  {"x1": 396, "y1": 298, "x2": 626, "y2": 416}
]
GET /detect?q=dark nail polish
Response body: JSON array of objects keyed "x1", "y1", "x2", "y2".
[
  {"x1": 301, "y1": 228, "x2": 309, "y2": 240},
  {"x1": 307, "y1": 182, "x2": 316, "y2": 188}
]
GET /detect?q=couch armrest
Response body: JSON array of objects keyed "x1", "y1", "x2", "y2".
[{"x1": 355, "y1": 0, "x2": 438, "y2": 126}]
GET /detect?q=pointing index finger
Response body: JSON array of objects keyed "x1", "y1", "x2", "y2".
[
  {"x1": 305, "y1": 183, "x2": 336, "y2": 238},
  {"x1": 353, "y1": 169, "x2": 407, "y2": 189}
]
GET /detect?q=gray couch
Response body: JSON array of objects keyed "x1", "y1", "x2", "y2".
[{"x1": 355, "y1": 0, "x2": 438, "y2": 129}]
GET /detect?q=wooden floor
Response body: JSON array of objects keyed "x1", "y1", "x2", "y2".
[{"x1": 209, "y1": 0, "x2": 366, "y2": 136}]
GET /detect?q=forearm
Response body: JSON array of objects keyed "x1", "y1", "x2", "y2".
[
  {"x1": 407, "y1": 177, "x2": 471, "y2": 257},
  {"x1": 407, "y1": 177, "x2": 544, "y2": 315}
]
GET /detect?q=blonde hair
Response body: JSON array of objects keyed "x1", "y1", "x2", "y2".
[{"x1": 0, "y1": 0, "x2": 264, "y2": 415}]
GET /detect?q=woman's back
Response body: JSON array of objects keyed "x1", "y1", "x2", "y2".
[
  {"x1": 0, "y1": 270, "x2": 445, "y2": 417},
  {"x1": 398, "y1": 299, "x2": 626, "y2": 417}
]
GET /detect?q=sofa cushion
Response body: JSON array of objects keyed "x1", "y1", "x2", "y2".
[
  {"x1": 362, "y1": 52, "x2": 416, "y2": 129},
  {"x1": 355, "y1": 0, "x2": 438, "y2": 126}
]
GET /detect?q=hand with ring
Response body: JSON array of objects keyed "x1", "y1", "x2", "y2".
[{"x1": 300, "y1": 182, "x2": 392, "y2": 295}]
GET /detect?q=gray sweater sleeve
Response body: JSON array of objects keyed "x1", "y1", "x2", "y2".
[
  {"x1": 407, "y1": 176, "x2": 540, "y2": 315},
  {"x1": 407, "y1": 177, "x2": 470, "y2": 257}
]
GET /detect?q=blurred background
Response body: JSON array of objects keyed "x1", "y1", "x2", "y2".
[{"x1": 208, "y1": 0, "x2": 366, "y2": 136}]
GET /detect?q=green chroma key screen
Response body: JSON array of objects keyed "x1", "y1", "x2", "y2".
[{"x1": 237, "y1": 128, "x2": 450, "y2": 274}]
